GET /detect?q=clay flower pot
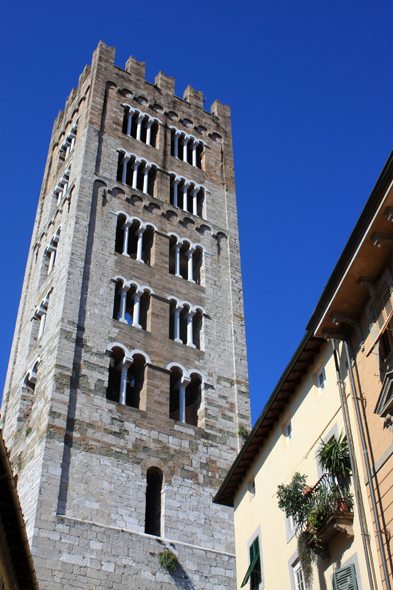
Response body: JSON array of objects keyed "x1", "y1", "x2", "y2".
[{"x1": 303, "y1": 486, "x2": 312, "y2": 497}]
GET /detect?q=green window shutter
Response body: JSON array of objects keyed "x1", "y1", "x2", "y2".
[
  {"x1": 333, "y1": 564, "x2": 358, "y2": 590},
  {"x1": 241, "y1": 537, "x2": 261, "y2": 589}
]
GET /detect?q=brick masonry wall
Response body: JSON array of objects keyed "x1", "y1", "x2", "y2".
[{"x1": 1, "y1": 41, "x2": 250, "y2": 589}]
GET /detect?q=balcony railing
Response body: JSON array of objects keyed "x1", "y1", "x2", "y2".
[{"x1": 297, "y1": 473, "x2": 354, "y2": 560}]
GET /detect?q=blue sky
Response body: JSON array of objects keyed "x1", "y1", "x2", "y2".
[{"x1": 0, "y1": 0, "x2": 392, "y2": 422}]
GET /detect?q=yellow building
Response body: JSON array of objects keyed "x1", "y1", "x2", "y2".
[{"x1": 215, "y1": 153, "x2": 393, "y2": 590}]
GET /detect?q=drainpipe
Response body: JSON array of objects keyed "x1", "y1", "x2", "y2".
[
  {"x1": 330, "y1": 338, "x2": 376, "y2": 590},
  {"x1": 342, "y1": 326, "x2": 392, "y2": 590}
]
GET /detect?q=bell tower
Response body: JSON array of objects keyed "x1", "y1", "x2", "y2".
[{"x1": 1, "y1": 41, "x2": 250, "y2": 588}]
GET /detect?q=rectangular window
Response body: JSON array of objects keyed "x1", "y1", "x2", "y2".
[
  {"x1": 317, "y1": 367, "x2": 326, "y2": 394},
  {"x1": 285, "y1": 418, "x2": 292, "y2": 443},
  {"x1": 241, "y1": 536, "x2": 262, "y2": 589},
  {"x1": 293, "y1": 561, "x2": 307, "y2": 590},
  {"x1": 332, "y1": 563, "x2": 358, "y2": 590}
]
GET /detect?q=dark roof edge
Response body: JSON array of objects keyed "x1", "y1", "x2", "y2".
[
  {"x1": 307, "y1": 150, "x2": 393, "y2": 331},
  {"x1": 214, "y1": 330, "x2": 313, "y2": 506}
]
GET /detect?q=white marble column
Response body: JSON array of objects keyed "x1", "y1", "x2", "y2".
[
  {"x1": 173, "y1": 131, "x2": 181, "y2": 158},
  {"x1": 142, "y1": 164, "x2": 151, "y2": 194},
  {"x1": 118, "y1": 286, "x2": 130, "y2": 323},
  {"x1": 175, "y1": 243, "x2": 181, "y2": 277},
  {"x1": 136, "y1": 113, "x2": 144, "y2": 141},
  {"x1": 146, "y1": 120, "x2": 153, "y2": 146},
  {"x1": 47, "y1": 245, "x2": 57, "y2": 273},
  {"x1": 187, "y1": 246, "x2": 196, "y2": 282},
  {"x1": 121, "y1": 155, "x2": 130, "y2": 185},
  {"x1": 132, "y1": 159, "x2": 141, "y2": 189},
  {"x1": 118, "y1": 359, "x2": 132, "y2": 405},
  {"x1": 122, "y1": 222, "x2": 131, "y2": 257},
  {"x1": 182, "y1": 182, "x2": 190, "y2": 212},
  {"x1": 37, "y1": 310, "x2": 47, "y2": 339},
  {"x1": 182, "y1": 136, "x2": 188, "y2": 162},
  {"x1": 186, "y1": 309, "x2": 196, "y2": 348},
  {"x1": 132, "y1": 290, "x2": 142, "y2": 328},
  {"x1": 174, "y1": 305, "x2": 182, "y2": 342},
  {"x1": 136, "y1": 227, "x2": 146, "y2": 263},
  {"x1": 178, "y1": 376, "x2": 191, "y2": 423},
  {"x1": 192, "y1": 187, "x2": 198, "y2": 216},
  {"x1": 70, "y1": 134, "x2": 76, "y2": 151},
  {"x1": 192, "y1": 140, "x2": 198, "y2": 167}
]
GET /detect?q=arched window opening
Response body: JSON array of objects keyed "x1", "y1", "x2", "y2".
[
  {"x1": 122, "y1": 108, "x2": 159, "y2": 148},
  {"x1": 169, "y1": 367, "x2": 183, "y2": 421},
  {"x1": 115, "y1": 214, "x2": 127, "y2": 254},
  {"x1": 115, "y1": 217, "x2": 155, "y2": 265},
  {"x1": 169, "y1": 368, "x2": 202, "y2": 426},
  {"x1": 106, "y1": 348, "x2": 146, "y2": 409},
  {"x1": 39, "y1": 229, "x2": 60, "y2": 284},
  {"x1": 193, "y1": 248, "x2": 202, "y2": 285},
  {"x1": 31, "y1": 292, "x2": 51, "y2": 345},
  {"x1": 145, "y1": 467, "x2": 163, "y2": 536},
  {"x1": 179, "y1": 306, "x2": 188, "y2": 344},
  {"x1": 185, "y1": 374, "x2": 202, "y2": 427},
  {"x1": 113, "y1": 282, "x2": 151, "y2": 330},
  {"x1": 170, "y1": 129, "x2": 203, "y2": 169},
  {"x1": 113, "y1": 280, "x2": 133, "y2": 325},
  {"x1": 19, "y1": 361, "x2": 39, "y2": 422},
  {"x1": 193, "y1": 311, "x2": 202, "y2": 350}
]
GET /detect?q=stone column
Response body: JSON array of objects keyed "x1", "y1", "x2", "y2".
[
  {"x1": 118, "y1": 359, "x2": 132, "y2": 405},
  {"x1": 132, "y1": 159, "x2": 141, "y2": 189},
  {"x1": 143, "y1": 164, "x2": 151, "y2": 194},
  {"x1": 122, "y1": 222, "x2": 131, "y2": 257},
  {"x1": 118, "y1": 286, "x2": 130, "y2": 323},
  {"x1": 132, "y1": 290, "x2": 142, "y2": 329},
  {"x1": 187, "y1": 246, "x2": 196, "y2": 282},
  {"x1": 178, "y1": 376, "x2": 191, "y2": 423},
  {"x1": 192, "y1": 186, "x2": 198, "y2": 216},
  {"x1": 146, "y1": 120, "x2": 153, "y2": 145},
  {"x1": 175, "y1": 243, "x2": 181, "y2": 277},
  {"x1": 127, "y1": 109, "x2": 134, "y2": 136},
  {"x1": 182, "y1": 136, "x2": 188, "y2": 162},
  {"x1": 182, "y1": 182, "x2": 190, "y2": 212},
  {"x1": 37, "y1": 310, "x2": 47, "y2": 339},
  {"x1": 174, "y1": 305, "x2": 182, "y2": 343},
  {"x1": 47, "y1": 245, "x2": 57, "y2": 273},
  {"x1": 186, "y1": 309, "x2": 196, "y2": 348},
  {"x1": 192, "y1": 140, "x2": 198, "y2": 167},
  {"x1": 136, "y1": 227, "x2": 146, "y2": 263},
  {"x1": 136, "y1": 113, "x2": 144, "y2": 141}
]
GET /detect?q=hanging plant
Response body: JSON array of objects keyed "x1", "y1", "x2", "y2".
[{"x1": 297, "y1": 531, "x2": 313, "y2": 587}]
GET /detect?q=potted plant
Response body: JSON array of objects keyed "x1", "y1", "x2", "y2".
[
  {"x1": 277, "y1": 472, "x2": 310, "y2": 525},
  {"x1": 317, "y1": 433, "x2": 352, "y2": 512}
]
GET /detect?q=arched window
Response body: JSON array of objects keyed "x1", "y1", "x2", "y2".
[
  {"x1": 115, "y1": 215, "x2": 155, "y2": 265},
  {"x1": 169, "y1": 367, "x2": 202, "y2": 426},
  {"x1": 106, "y1": 347, "x2": 146, "y2": 409},
  {"x1": 116, "y1": 152, "x2": 156, "y2": 196},
  {"x1": 145, "y1": 467, "x2": 163, "y2": 536},
  {"x1": 122, "y1": 106, "x2": 159, "y2": 148},
  {"x1": 169, "y1": 236, "x2": 203, "y2": 284},
  {"x1": 168, "y1": 299, "x2": 203, "y2": 349},
  {"x1": 19, "y1": 360, "x2": 39, "y2": 422},
  {"x1": 112, "y1": 279, "x2": 152, "y2": 330}
]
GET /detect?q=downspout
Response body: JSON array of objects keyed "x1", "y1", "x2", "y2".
[
  {"x1": 342, "y1": 325, "x2": 392, "y2": 590},
  {"x1": 330, "y1": 338, "x2": 377, "y2": 590}
]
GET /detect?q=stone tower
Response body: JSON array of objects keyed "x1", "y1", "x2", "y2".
[{"x1": 1, "y1": 42, "x2": 251, "y2": 588}]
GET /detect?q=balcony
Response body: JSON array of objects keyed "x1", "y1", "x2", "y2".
[{"x1": 297, "y1": 473, "x2": 354, "y2": 560}]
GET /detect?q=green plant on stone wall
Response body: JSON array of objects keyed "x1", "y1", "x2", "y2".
[
  {"x1": 238, "y1": 426, "x2": 249, "y2": 441},
  {"x1": 158, "y1": 548, "x2": 179, "y2": 573}
]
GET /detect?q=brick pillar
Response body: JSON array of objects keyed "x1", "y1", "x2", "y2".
[{"x1": 144, "y1": 364, "x2": 170, "y2": 418}]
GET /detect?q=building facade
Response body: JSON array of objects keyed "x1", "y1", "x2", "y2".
[
  {"x1": 1, "y1": 41, "x2": 251, "y2": 589},
  {"x1": 215, "y1": 154, "x2": 393, "y2": 590}
]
